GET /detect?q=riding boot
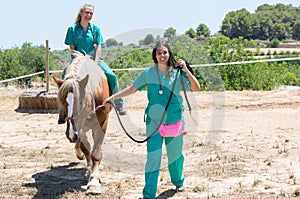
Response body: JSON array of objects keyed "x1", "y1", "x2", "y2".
[{"x1": 115, "y1": 104, "x2": 127, "y2": 115}]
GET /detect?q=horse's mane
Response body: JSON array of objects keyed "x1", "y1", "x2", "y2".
[
  {"x1": 58, "y1": 54, "x2": 106, "y2": 104},
  {"x1": 58, "y1": 79, "x2": 77, "y2": 105}
]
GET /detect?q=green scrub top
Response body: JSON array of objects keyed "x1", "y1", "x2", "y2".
[
  {"x1": 64, "y1": 22, "x2": 103, "y2": 56},
  {"x1": 133, "y1": 65, "x2": 191, "y2": 124}
]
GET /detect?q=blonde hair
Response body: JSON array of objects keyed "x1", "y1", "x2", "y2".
[{"x1": 75, "y1": 4, "x2": 95, "y2": 23}]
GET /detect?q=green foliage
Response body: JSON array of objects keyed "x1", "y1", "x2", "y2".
[
  {"x1": 221, "y1": 9, "x2": 254, "y2": 39},
  {"x1": 206, "y1": 35, "x2": 300, "y2": 90},
  {"x1": 144, "y1": 34, "x2": 155, "y2": 45},
  {"x1": 105, "y1": 38, "x2": 118, "y2": 47},
  {"x1": 221, "y1": 3, "x2": 300, "y2": 41},
  {"x1": 81, "y1": 34, "x2": 300, "y2": 91},
  {"x1": 196, "y1": 23, "x2": 211, "y2": 39},
  {"x1": 169, "y1": 35, "x2": 223, "y2": 91},
  {"x1": 19, "y1": 43, "x2": 46, "y2": 74},
  {"x1": 208, "y1": 36, "x2": 256, "y2": 63},
  {"x1": 185, "y1": 28, "x2": 197, "y2": 39},
  {"x1": 268, "y1": 38, "x2": 280, "y2": 48},
  {"x1": 292, "y1": 21, "x2": 300, "y2": 40},
  {"x1": 0, "y1": 42, "x2": 58, "y2": 81},
  {"x1": 106, "y1": 48, "x2": 152, "y2": 69},
  {"x1": 282, "y1": 72, "x2": 299, "y2": 85},
  {"x1": 164, "y1": 27, "x2": 176, "y2": 41},
  {"x1": 1, "y1": 2, "x2": 300, "y2": 91},
  {"x1": 103, "y1": 47, "x2": 153, "y2": 89},
  {"x1": 139, "y1": 34, "x2": 155, "y2": 46},
  {"x1": 0, "y1": 48, "x2": 24, "y2": 80},
  {"x1": 51, "y1": 48, "x2": 70, "y2": 69}
]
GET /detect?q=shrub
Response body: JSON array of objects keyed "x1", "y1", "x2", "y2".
[{"x1": 268, "y1": 38, "x2": 280, "y2": 48}]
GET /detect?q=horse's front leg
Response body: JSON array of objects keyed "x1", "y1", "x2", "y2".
[
  {"x1": 86, "y1": 126, "x2": 105, "y2": 194},
  {"x1": 75, "y1": 133, "x2": 93, "y2": 176}
]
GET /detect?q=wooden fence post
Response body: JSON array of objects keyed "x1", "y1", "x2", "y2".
[{"x1": 46, "y1": 40, "x2": 49, "y2": 92}]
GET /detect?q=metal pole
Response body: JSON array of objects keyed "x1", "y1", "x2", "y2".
[{"x1": 46, "y1": 40, "x2": 49, "y2": 92}]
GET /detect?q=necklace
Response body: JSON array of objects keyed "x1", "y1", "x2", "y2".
[{"x1": 156, "y1": 66, "x2": 163, "y2": 94}]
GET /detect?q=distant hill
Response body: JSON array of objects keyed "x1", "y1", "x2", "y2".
[{"x1": 112, "y1": 28, "x2": 164, "y2": 45}]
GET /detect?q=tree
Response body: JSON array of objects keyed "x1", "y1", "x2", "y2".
[
  {"x1": 185, "y1": 28, "x2": 196, "y2": 39},
  {"x1": 270, "y1": 23, "x2": 288, "y2": 40},
  {"x1": 268, "y1": 38, "x2": 280, "y2": 48},
  {"x1": 105, "y1": 38, "x2": 118, "y2": 47},
  {"x1": 143, "y1": 34, "x2": 155, "y2": 45},
  {"x1": 292, "y1": 21, "x2": 300, "y2": 40},
  {"x1": 19, "y1": 43, "x2": 46, "y2": 74},
  {"x1": 256, "y1": 3, "x2": 274, "y2": 12},
  {"x1": 256, "y1": 11, "x2": 272, "y2": 40},
  {"x1": 164, "y1": 27, "x2": 176, "y2": 41},
  {"x1": 221, "y1": 3, "x2": 300, "y2": 40},
  {"x1": 221, "y1": 9, "x2": 253, "y2": 39},
  {"x1": 0, "y1": 48, "x2": 23, "y2": 80},
  {"x1": 196, "y1": 23, "x2": 210, "y2": 39},
  {"x1": 250, "y1": 15, "x2": 261, "y2": 39},
  {"x1": 0, "y1": 42, "x2": 58, "y2": 81}
]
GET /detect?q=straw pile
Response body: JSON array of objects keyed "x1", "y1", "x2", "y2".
[{"x1": 18, "y1": 88, "x2": 59, "y2": 113}]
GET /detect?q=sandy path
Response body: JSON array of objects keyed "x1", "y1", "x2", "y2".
[{"x1": 0, "y1": 88, "x2": 299, "y2": 198}]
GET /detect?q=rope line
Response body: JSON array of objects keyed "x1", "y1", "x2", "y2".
[{"x1": 1, "y1": 57, "x2": 299, "y2": 84}]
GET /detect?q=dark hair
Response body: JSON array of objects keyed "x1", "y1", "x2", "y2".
[{"x1": 151, "y1": 42, "x2": 177, "y2": 77}]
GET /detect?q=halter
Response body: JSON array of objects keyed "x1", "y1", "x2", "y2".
[
  {"x1": 64, "y1": 92, "x2": 95, "y2": 121},
  {"x1": 62, "y1": 77, "x2": 95, "y2": 137}
]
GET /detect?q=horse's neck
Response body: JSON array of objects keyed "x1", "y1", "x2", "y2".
[
  {"x1": 66, "y1": 57, "x2": 104, "y2": 92},
  {"x1": 81, "y1": 59, "x2": 104, "y2": 89},
  {"x1": 65, "y1": 57, "x2": 88, "y2": 78}
]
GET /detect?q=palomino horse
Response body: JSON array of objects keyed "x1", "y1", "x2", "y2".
[{"x1": 52, "y1": 53, "x2": 111, "y2": 194}]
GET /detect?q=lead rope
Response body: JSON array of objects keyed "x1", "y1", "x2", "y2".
[
  {"x1": 180, "y1": 70, "x2": 200, "y2": 128},
  {"x1": 111, "y1": 67, "x2": 181, "y2": 143}
]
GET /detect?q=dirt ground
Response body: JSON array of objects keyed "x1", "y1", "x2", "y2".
[{"x1": 0, "y1": 87, "x2": 300, "y2": 199}]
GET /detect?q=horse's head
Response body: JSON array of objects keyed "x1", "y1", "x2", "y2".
[{"x1": 53, "y1": 74, "x2": 93, "y2": 143}]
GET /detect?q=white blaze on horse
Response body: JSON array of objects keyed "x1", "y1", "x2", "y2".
[{"x1": 52, "y1": 53, "x2": 111, "y2": 194}]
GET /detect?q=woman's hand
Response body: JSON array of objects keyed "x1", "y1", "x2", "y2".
[
  {"x1": 177, "y1": 59, "x2": 200, "y2": 91},
  {"x1": 103, "y1": 85, "x2": 138, "y2": 106},
  {"x1": 177, "y1": 59, "x2": 188, "y2": 72},
  {"x1": 103, "y1": 96, "x2": 114, "y2": 106}
]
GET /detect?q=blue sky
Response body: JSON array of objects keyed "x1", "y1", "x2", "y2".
[{"x1": 1, "y1": 0, "x2": 299, "y2": 50}]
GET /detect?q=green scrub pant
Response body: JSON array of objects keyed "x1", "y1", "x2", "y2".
[
  {"x1": 143, "y1": 117, "x2": 185, "y2": 199},
  {"x1": 97, "y1": 60, "x2": 123, "y2": 105}
]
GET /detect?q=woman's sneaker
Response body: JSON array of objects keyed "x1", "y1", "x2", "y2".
[{"x1": 176, "y1": 185, "x2": 185, "y2": 192}]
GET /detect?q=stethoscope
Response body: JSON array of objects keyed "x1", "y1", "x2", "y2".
[{"x1": 156, "y1": 65, "x2": 164, "y2": 95}]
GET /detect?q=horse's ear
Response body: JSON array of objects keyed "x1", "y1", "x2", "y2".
[
  {"x1": 79, "y1": 75, "x2": 89, "y2": 88},
  {"x1": 52, "y1": 75, "x2": 64, "y2": 88}
]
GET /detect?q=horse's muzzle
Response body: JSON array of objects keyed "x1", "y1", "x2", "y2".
[
  {"x1": 58, "y1": 118, "x2": 66, "y2": 124},
  {"x1": 66, "y1": 130, "x2": 79, "y2": 143},
  {"x1": 66, "y1": 125, "x2": 80, "y2": 143},
  {"x1": 67, "y1": 134, "x2": 78, "y2": 143},
  {"x1": 58, "y1": 113, "x2": 66, "y2": 124}
]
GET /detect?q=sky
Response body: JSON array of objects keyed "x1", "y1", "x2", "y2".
[{"x1": 1, "y1": 0, "x2": 299, "y2": 50}]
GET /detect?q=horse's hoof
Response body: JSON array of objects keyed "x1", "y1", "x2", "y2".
[
  {"x1": 81, "y1": 185, "x2": 88, "y2": 190},
  {"x1": 86, "y1": 185, "x2": 102, "y2": 194},
  {"x1": 75, "y1": 149, "x2": 85, "y2": 160},
  {"x1": 76, "y1": 154, "x2": 85, "y2": 160}
]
